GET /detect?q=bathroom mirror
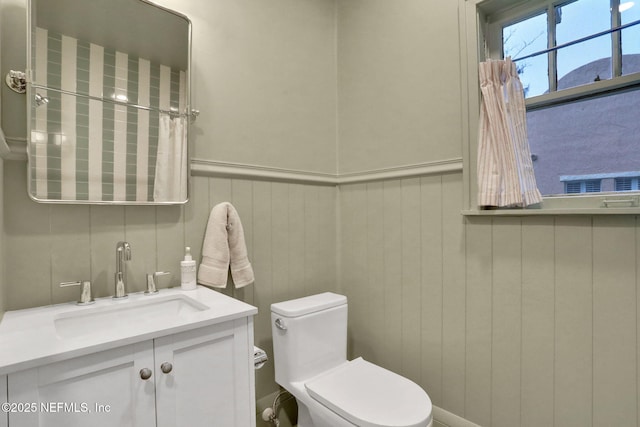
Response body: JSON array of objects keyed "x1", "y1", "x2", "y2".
[{"x1": 26, "y1": 0, "x2": 191, "y2": 204}]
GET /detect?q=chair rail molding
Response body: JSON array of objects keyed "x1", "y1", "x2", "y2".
[{"x1": 191, "y1": 158, "x2": 463, "y2": 186}]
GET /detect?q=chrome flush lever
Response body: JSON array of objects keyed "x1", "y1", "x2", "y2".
[{"x1": 275, "y1": 318, "x2": 287, "y2": 331}]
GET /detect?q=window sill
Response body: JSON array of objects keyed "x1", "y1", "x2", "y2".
[
  {"x1": 463, "y1": 194, "x2": 640, "y2": 215},
  {"x1": 462, "y1": 207, "x2": 640, "y2": 216}
]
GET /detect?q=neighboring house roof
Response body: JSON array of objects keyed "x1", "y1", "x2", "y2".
[
  {"x1": 527, "y1": 54, "x2": 640, "y2": 195},
  {"x1": 557, "y1": 54, "x2": 640, "y2": 90}
]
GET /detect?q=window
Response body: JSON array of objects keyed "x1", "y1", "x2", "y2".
[
  {"x1": 615, "y1": 176, "x2": 640, "y2": 191},
  {"x1": 564, "y1": 179, "x2": 602, "y2": 193},
  {"x1": 462, "y1": 0, "x2": 640, "y2": 213}
]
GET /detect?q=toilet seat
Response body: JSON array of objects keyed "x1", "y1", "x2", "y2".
[{"x1": 304, "y1": 357, "x2": 432, "y2": 427}]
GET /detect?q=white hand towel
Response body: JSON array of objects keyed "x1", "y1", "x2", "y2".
[{"x1": 198, "y1": 202, "x2": 255, "y2": 288}]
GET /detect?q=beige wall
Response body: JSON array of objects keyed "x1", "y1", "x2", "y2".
[
  {"x1": 159, "y1": 0, "x2": 338, "y2": 174},
  {"x1": 336, "y1": 0, "x2": 462, "y2": 174},
  {"x1": 0, "y1": 0, "x2": 27, "y2": 140}
]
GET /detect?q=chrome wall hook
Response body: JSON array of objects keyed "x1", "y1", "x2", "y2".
[{"x1": 5, "y1": 70, "x2": 26, "y2": 94}]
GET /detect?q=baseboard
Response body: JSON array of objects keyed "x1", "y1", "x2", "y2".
[
  {"x1": 256, "y1": 392, "x2": 481, "y2": 427},
  {"x1": 433, "y1": 405, "x2": 483, "y2": 427}
]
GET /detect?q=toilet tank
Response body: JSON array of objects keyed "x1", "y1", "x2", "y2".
[{"x1": 271, "y1": 293, "x2": 348, "y2": 386}]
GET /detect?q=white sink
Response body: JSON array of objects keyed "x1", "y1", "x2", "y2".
[
  {"x1": 0, "y1": 286, "x2": 257, "y2": 375},
  {"x1": 54, "y1": 294, "x2": 208, "y2": 339}
]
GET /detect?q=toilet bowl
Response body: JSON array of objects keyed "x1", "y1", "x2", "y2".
[{"x1": 271, "y1": 292, "x2": 433, "y2": 427}]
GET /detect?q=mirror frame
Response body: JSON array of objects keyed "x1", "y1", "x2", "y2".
[{"x1": 26, "y1": 0, "x2": 192, "y2": 205}]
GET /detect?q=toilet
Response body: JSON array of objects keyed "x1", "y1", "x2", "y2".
[{"x1": 271, "y1": 292, "x2": 433, "y2": 427}]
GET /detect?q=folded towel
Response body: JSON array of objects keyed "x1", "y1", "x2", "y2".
[{"x1": 198, "y1": 202, "x2": 255, "y2": 288}]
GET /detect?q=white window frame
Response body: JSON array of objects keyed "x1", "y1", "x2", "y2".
[{"x1": 460, "y1": 0, "x2": 640, "y2": 215}]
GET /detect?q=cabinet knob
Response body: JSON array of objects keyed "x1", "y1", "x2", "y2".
[
  {"x1": 160, "y1": 362, "x2": 173, "y2": 374},
  {"x1": 140, "y1": 368, "x2": 152, "y2": 380}
]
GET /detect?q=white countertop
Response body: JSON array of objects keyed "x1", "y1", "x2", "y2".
[{"x1": 0, "y1": 286, "x2": 257, "y2": 375}]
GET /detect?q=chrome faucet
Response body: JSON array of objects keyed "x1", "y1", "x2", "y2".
[{"x1": 114, "y1": 241, "x2": 132, "y2": 298}]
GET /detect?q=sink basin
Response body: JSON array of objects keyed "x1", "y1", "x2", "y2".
[{"x1": 54, "y1": 294, "x2": 208, "y2": 339}]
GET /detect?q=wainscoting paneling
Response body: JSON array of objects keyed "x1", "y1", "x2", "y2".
[
  {"x1": 340, "y1": 173, "x2": 640, "y2": 427},
  {"x1": 2, "y1": 161, "x2": 337, "y2": 403}
]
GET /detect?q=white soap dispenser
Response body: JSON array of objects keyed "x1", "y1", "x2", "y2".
[{"x1": 180, "y1": 247, "x2": 197, "y2": 290}]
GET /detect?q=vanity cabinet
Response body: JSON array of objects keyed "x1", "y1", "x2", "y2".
[{"x1": 7, "y1": 318, "x2": 255, "y2": 427}]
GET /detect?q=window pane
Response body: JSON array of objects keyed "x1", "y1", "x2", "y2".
[
  {"x1": 503, "y1": 12, "x2": 548, "y2": 97},
  {"x1": 615, "y1": 177, "x2": 633, "y2": 191},
  {"x1": 621, "y1": 1, "x2": 640, "y2": 75},
  {"x1": 557, "y1": 34, "x2": 612, "y2": 89},
  {"x1": 556, "y1": 0, "x2": 612, "y2": 87},
  {"x1": 556, "y1": 0, "x2": 610, "y2": 43},
  {"x1": 585, "y1": 180, "x2": 601, "y2": 192},
  {"x1": 527, "y1": 88, "x2": 640, "y2": 196}
]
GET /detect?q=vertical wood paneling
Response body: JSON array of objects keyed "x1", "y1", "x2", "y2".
[
  {"x1": 441, "y1": 173, "x2": 466, "y2": 416},
  {"x1": 155, "y1": 204, "x2": 184, "y2": 288},
  {"x1": 555, "y1": 216, "x2": 593, "y2": 427},
  {"x1": 287, "y1": 184, "x2": 306, "y2": 300},
  {"x1": 3, "y1": 172, "x2": 337, "y2": 414},
  {"x1": 4, "y1": 162, "x2": 51, "y2": 309},
  {"x1": 252, "y1": 181, "x2": 274, "y2": 399},
  {"x1": 124, "y1": 206, "x2": 157, "y2": 294},
  {"x1": 210, "y1": 177, "x2": 232, "y2": 207},
  {"x1": 421, "y1": 175, "x2": 444, "y2": 407},
  {"x1": 340, "y1": 183, "x2": 367, "y2": 358},
  {"x1": 592, "y1": 216, "x2": 637, "y2": 426},
  {"x1": 520, "y1": 217, "x2": 555, "y2": 427},
  {"x1": 491, "y1": 217, "x2": 521, "y2": 427},
  {"x1": 382, "y1": 180, "x2": 403, "y2": 374},
  {"x1": 304, "y1": 185, "x2": 320, "y2": 297},
  {"x1": 464, "y1": 217, "x2": 492, "y2": 426},
  {"x1": 366, "y1": 181, "x2": 385, "y2": 364},
  {"x1": 184, "y1": 176, "x2": 210, "y2": 273},
  {"x1": 317, "y1": 186, "x2": 337, "y2": 295},
  {"x1": 50, "y1": 205, "x2": 91, "y2": 304},
  {"x1": 420, "y1": 176, "x2": 443, "y2": 406},
  {"x1": 9, "y1": 166, "x2": 640, "y2": 427},
  {"x1": 271, "y1": 182, "x2": 290, "y2": 304},
  {"x1": 401, "y1": 178, "x2": 422, "y2": 383},
  {"x1": 89, "y1": 205, "x2": 126, "y2": 297}
]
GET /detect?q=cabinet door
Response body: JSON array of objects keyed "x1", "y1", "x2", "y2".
[
  {"x1": 8, "y1": 342, "x2": 156, "y2": 427},
  {"x1": 154, "y1": 319, "x2": 255, "y2": 427}
]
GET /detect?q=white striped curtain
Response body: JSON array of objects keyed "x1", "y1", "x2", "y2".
[{"x1": 477, "y1": 58, "x2": 542, "y2": 207}]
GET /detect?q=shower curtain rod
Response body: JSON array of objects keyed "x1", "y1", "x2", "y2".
[{"x1": 31, "y1": 84, "x2": 199, "y2": 120}]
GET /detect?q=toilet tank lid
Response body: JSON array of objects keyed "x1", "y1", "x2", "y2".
[{"x1": 271, "y1": 292, "x2": 347, "y2": 317}]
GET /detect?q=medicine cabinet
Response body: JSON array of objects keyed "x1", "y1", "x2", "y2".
[{"x1": 26, "y1": 0, "x2": 192, "y2": 204}]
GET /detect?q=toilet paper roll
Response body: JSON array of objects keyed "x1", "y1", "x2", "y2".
[{"x1": 254, "y1": 346, "x2": 268, "y2": 369}]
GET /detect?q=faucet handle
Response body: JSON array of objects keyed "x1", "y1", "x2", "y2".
[
  {"x1": 145, "y1": 271, "x2": 170, "y2": 295},
  {"x1": 60, "y1": 280, "x2": 95, "y2": 305}
]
